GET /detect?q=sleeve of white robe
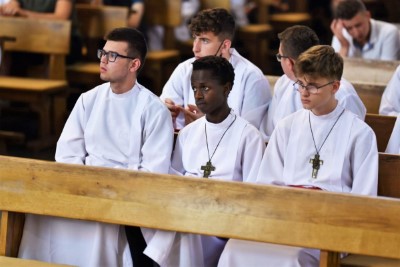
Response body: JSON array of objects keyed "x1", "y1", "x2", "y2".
[
  {"x1": 160, "y1": 62, "x2": 187, "y2": 106},
  {"x1": 169, "y1": 131, "x2": 185, "y2": 176},
  {"x1": 337, "y1": 79, "x2": 366, "y2": 120},
  {"x1": 379, "y1": 66, "x2": 400, "y2": 116},
  {"x1": 55, "y1": 94, "x2": 88, "y2": 165},
  {"x1": 385, "y1": 115, "x2": 400, "y2": 154},
  {"x1": 139, "y1": 100, "x2": 174, "y2": 174},
  {"x1": 348, "y1": 121, "x2": 378, "y2": 196},
  {"x1": 255, "y1": 122, "x2": 286, "y2": 185},
  {"x1": 240, "y1": 125, "x2": 266, "y2": 183},
  {"x1": 238, "y1": 70, "x2": 271, "y2": 132}
]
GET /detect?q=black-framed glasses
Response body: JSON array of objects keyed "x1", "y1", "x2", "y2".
[
  {"x1": 276, "y1": 53, "x2": 289, "y2": 62},
  {"x1": 97, "y1": 49, "x2": 135, "y2": 62},
  {"x1": 293, "y1": 80, "x2": 335, "y2": 94}
]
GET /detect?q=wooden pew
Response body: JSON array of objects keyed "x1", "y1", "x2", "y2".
[
  {"x1": 0, "y1": 155, "x2": 400, "y2": 267},
  {"x1": 0, "y1": 256, "x2": 75, "y2": 267},
  {"x1": 341, "y1": 152, "x2": 400, "y2": 266},
  {"x1": 365, "y1": 114, "x2": 396, "y2": 152},
  {"x1": 343, "y1": 58, "x2": 399, "y2": 85},
  {"x1": 343, "y1": 58, "x2": 397, "y2": 114},
  {"x1": 0, "y1": 17, "x2": 71, "y2": 151}
]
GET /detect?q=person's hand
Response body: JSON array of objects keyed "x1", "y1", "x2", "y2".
[
  {"x1": 330, "y1": 19, "x2": 350, "y2": 56},
  {"x1": 182, "y1": 104, "x2": 204, "y2": 126},
  {"x1": 164, "y1": 98, "x2": 183, "y2": 128},
  {"x1": 0, "y1": 1, "x2": 21, "y2": 16}
]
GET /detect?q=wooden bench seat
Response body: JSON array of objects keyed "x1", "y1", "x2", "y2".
[
  {"x1": 365, "y1": 114, "x2": 396, "y2": 152},
  {"x1": 0, "y1": 256, "x2": 75, "y2": 267},
  {"x1": 0, "y1": 17, "x2": 71, "y2": 151},
  {"x1": 0, "y1": 155, "x2": 400, "y2": 266}
]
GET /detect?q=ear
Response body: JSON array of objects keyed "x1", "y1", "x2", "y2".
[
  {"x1": 332, "y1": 80, "x2": 340, "y2": 94},
  {"x1": 221, "y1": 39, "x2": 232, "y2": 54},
  {"x1": 223, "y1": 82, "x2": 232, "y2": 97},
  {"x1": 129, "y1": 58, "x2": 141, "y2": 73}
]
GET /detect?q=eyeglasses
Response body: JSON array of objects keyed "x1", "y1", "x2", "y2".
[
  {"x1": 293, "y1": 80, "x2": 335, "y2": 94},
  {"x1": 97, "y1": 49, "x2": 135, "y2": 62},
  {"x1": 276, "y1": 53, "x2": 289, "y2": 62}
]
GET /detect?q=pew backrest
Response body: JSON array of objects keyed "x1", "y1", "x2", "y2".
[
  {"x1": 0, "y1": 16, "x2": 71, "y2": 80},
  {"x1": 365, "y1": 114, "x2": 396, "y2": 152},
  {"x1": 0, "y1": 155, "x2": 400, "y2": 266},
  {"x1": 343, "y1": 58, "x2": 399, "y2": 85}
]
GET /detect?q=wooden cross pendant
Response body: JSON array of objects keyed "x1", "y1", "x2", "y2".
[
  {"x1": 309, "y1": 154, "x2": 323, "y2": 179},
  {"x1": 201, "y1": 161, "x2": 215, "y2": 178}
]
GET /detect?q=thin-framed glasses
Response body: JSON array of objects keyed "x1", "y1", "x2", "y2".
[
  {"x1": 97, "y1": 49, "x2": 135, "y2": 62},
  {"x1": 276, "y1": 53, "x2": 289, "y2": 62},
  {"x1": 293, "y1": 80, "x2": 335, "y2": 94}
]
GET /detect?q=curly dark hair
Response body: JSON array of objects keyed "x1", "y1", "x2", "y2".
[
  {"x1": 189, "y1": 8, "x2": 235, "y2": 41},
  {"x1": 192, "y1": 55, "x2": 235, "y2": 87}
]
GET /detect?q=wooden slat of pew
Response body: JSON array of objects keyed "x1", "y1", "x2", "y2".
[
  {"x1": 0, "y1": 256, "x2": 76, "y2": 267},
  {"x1": 343, "y1": 58, "x2": 399, "y2": 85},
  {"x1": 352, "y1": 81, "x2": 385, "y2": 114},
  {"x1": 0, "y1": 17, "x2": 70, "y2": 151},
  {"x1": 341, "y1": 152, "x2": 400, "y2": 266},
  {"x1": 0, "y1": 17, "x2": 70, "y2": 80},
  {"x1": 0, "y1": 77, "x2": 68, "y2": 150},
  {"x1": 0, "y1": 156, "x2": 400, "y2": 266},
  {"x1": 365, "y1": 114, "x2": 396, "y2": 152},
  {"x1": 0, "y1": 130, "x2": 25, "y2": 154}
]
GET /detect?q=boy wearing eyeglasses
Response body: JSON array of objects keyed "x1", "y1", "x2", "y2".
[
  {"x1": 160, "y1": 8, "x2": 271, "y2": 138},
  {"x1": 18, "y1": 28, "x2": 173, "y2": 267},
  {"x1": 218, "y1": 45, "x2": 378, "y2": 267},
  {"x1": 262, "y1": 25, "x2": 365, "y2": 141}
]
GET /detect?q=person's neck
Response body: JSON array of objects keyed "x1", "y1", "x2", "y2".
[
  {"x1": 311, "y1": 100, "x2": 338, "y2": 116},
  {"x1": 206, "y1": 107, "x2": 231, "y2": 124},
  {"x1": 110, "y1": 80, "x2": 136, "y2": 94},
  {"x1": 221, "y1": 49, "x2": 232, "y2": 61}
]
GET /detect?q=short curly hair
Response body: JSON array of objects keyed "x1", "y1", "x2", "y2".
[
  {"x1": 192, "y1": 56, "x2": 235, "y2": 87},
  {"x1": 189, "y1": 8, "x2": 235, "y2": 41}
]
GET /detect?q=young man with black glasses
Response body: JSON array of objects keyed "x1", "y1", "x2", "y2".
[{"x1": 18, "y1": 27, "x2": 173, "y2": 267}]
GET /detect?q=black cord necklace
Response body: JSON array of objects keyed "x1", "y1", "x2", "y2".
[
  {"x1": 201, "y1": 113, "x2": 237, "y2": 178},
  {"x1": 308, "y1": 108, "x2": 345, "y2": 179}
]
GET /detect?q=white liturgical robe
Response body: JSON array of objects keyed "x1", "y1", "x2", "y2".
[
  {"x1": 219, "y1": 104, "x2": 378, "y2": 267},
  {"x1": 262, "y1": 75, "x2": 366, "y2": 141},
  {"x1": 160, "y1": 48, "x2": 272, "y2": 134},
  {"x1": 379, "y1": 65, "x2": 400, "y2": 116},
  {"x1": 18, "y1": 82, "x2": 174, "y2": 267},
  {"x1": 385, "y1": 115, "x2": 400, "y2": 153},
  {"x1": 144, "y1": 112, "x2": 266, "y2": 267}
]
